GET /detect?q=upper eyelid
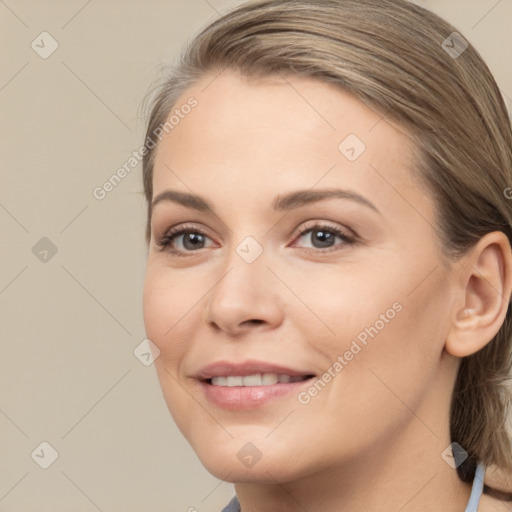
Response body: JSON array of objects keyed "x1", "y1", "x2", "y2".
[
  {"x1": 164, "y1": 223, "x2": 216, "y2": 240},
  {"x1": 160, "y1": 220, "x2": 349, "y2": 237},
  {"x1": 295, "y1": 219, "x2": 355, "y2": 237}
]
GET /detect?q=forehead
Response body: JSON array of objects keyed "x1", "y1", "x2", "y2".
[{"x1": 151, "y1": 70, "x2": 431, "y2": 222}]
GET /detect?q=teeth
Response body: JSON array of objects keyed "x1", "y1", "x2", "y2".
[
  {"x1": 262, "y1": 373, "x2": 278, "y2": 385},
  {"x1": 212, "y1": 376, "x2": 227, "y2": 386},
  {"x1": 227, "y1": 376, "x2": 243, "y2": 387},
  {"x1": 243, "y1": 374, "x2": 262, "y2": 386},
  {"x1": 210, "y1": 373, "x2": 309, "y2": 387}
]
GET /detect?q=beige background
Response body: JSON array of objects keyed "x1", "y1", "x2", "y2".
[{"x1": 1, "y1": 1, "x2": 511, "y2": 511}]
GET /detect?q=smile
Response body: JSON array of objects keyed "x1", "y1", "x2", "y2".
[{"x1": 209, "y1": 373, "x2": 311, "y2": 386}]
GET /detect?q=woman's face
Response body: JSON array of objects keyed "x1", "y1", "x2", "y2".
[{"x1": 143, "y1": 70, "x2": 459, "y2": 483}]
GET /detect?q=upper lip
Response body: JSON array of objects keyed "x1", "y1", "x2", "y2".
[{"x1": 196, "y1": 359, "x2": 316, "y2": 381}]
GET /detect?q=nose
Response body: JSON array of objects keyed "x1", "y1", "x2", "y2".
[{"x1": 203, "y1": 250, "x2": 285, "y2": 336}]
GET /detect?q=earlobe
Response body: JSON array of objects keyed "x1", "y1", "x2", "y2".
[{"x1": 445, "y1": 232, "x2": 512, "y2": 358}]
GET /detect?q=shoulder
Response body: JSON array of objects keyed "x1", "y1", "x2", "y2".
[
  {"x1": 480, "y1": 465, "x2": 512, "y2": 511},
  {"x1": 478, "y1": 492, "x2": 512, "y2": 512}
]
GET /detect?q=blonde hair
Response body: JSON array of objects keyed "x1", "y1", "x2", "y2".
[{"x1": 141, "y1": 0, "x2": 512, "y2": 494}]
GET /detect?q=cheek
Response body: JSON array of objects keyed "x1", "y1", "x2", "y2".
[
  {"x1": 336, "y1": 273, "x2": 450, "y2": 414},
  {"x1": 142, "y1": 268, "x2": 199, "y2": 431},
  {"x1": 306, "y1": 260, "x2": 449, "y2": 403},
  {"x1": 288, "y1": 261, "x2": 401, "y2": 345},
  {"x1": 142, "y1": 266, "x2": 194, "y2": 364}
]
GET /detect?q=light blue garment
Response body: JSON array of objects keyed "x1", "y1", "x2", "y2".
[
  {"x1": 465, "y1": 461, "x2": 486, "y2": 512},
  {"x1": 220, "y1": 462, "x2": 487, "y2": 512},
  {"x1": 220, "y1": 495, "x2": 240, "y2": 512}
]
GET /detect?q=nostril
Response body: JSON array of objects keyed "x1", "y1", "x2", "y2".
[{"x1": 247, "y1": 319, "x2": 264, "y2": 325}]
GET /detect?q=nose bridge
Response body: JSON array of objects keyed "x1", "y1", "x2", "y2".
[
  {"x1": 204, "y1": 234, "x2": 282, "y2": 331},
  {"x1": 213, "y1": 235, "x2": 269, "y2": 305}
]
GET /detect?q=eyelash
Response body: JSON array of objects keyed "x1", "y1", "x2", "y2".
[{"x1": 155, "y1": 222, "x2": 357, "y2": 257}]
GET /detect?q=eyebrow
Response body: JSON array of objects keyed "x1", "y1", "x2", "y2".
[{"x1": 151, "y1": 188, "x2": 380, "y2": 215}]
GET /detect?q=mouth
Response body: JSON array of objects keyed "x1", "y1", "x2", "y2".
[
  {"x1": 195, "y1": 361, "x2": 317, "y2": 410},
  {"x1": 204, "y1": 373, "x2": 316, "y2": 387}
]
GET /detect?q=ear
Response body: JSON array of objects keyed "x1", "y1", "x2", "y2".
[{"x1": 445, "y1": 231, "x2": 512, "y2": 358}]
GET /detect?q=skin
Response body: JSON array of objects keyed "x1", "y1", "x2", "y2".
[{"x1": 142, "y1": 70, "x2": 512, "y2": 512}]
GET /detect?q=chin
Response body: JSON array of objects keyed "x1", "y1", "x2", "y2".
[
  {"x1": 200, "y1": 458, "x2": 292, "y2": 484},
  {"x1": 194, "y1": 441, "x2": 309, "y2": 484}
]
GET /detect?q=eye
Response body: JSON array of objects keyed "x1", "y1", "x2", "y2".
[
  {"x1": 156, "y1": 224, "x2": 216, "y2": 256},
  {"x1": 155, "y1": 221, "x2": 356, "y2": 256},
  {"x1": 292, "y1": 222, "x2": 356, "y2": 251}
]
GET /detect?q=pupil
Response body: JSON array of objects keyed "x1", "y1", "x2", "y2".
[
  {"x1": 313, "y1": 230, "x2": 334, "y2": 248},
  {"x1": 183, "y1": 233, "x2": 204, "y2": 250}
]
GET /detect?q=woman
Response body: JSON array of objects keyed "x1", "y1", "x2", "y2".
[{"x1": 141, "y1": 0, "x2": 512, "y2": 510}]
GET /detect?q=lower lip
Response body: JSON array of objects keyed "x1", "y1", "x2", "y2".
[{"x1": 200, "y1": 378, "x2": 314, "y2": 410}]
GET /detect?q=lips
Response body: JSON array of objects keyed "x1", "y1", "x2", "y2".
[{"x1": 195, "y1": 360, "x2": 316, "y2": 410}]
